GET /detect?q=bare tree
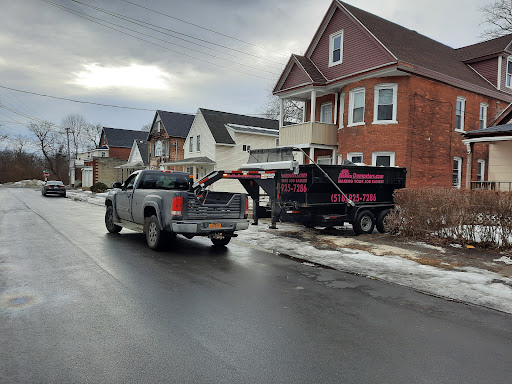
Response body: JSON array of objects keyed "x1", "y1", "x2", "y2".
[
  {"x1": 480, "y1": 0, "x2": 512, "y2": 39},
  {"x1": 141, "y1": 123, "x2": 152, "y2": 132},
  {"x1": 61, "y1": 113, "x2": 90, "y2": 157},
  {"x1": 28, "y1": 121, "x2": 67, "y2": 182},
  {"x1": 260, "y1": 95, "x2": 304, "y2": 123},
  {"x1": 11, "y1": 134, "x2": 31, "y2": 154},
  {"x1": 84, "y1": 122, "x2": 103, "y2": 150}
]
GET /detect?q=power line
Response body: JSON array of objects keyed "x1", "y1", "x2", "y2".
[
  {"x1": 40, "y1": 0, "x2": 278, "y2": 80},
  {"x1": 69, "y1": 0, "x2": 286, "y2": 67},
  {"x1": 117, "y1": 0, "x2": 289, "y2": 57}
]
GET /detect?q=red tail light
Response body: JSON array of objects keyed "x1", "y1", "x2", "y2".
[
  {"x1": 245, "y1": 197, "x2": 249, "y2": 218},
  {"x1": 171, "y1": 196, "x2": 183, "y2": 216}
]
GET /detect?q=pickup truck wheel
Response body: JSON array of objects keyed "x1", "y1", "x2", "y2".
[
  {"x1": 105, "y1": 206, "x2": 122, "y2": 233},
  {"x1": 376, "y1": 209, "x2": 390, "y2": 233},
  {"x1": 211, "y1": 237, "x2": 231, "y2": 246},
  {"x1": 145, "y1": 215, "x2": 162, "y2": 250},
  {"x1": 353, "y1": 210, "x2": 375, "y2": 235}
]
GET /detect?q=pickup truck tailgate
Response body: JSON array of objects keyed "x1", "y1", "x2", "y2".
[{"x1": 186, "y1": 192, "x2": 245, "y2": 220}]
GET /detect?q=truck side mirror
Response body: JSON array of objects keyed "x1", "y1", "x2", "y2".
[{"x1": 112, "y1": 182, "x2": 122, "y2": 189}]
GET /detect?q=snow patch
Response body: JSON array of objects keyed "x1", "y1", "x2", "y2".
[{"x1": 494, "y1": 256, "x2": 512, "y2": 265}]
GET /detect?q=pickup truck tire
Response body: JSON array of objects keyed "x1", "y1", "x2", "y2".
[
  {"x1": 353, "y1": 210, "x2": 375, "y2": 235},
  {"x1": 105, "y1": 206, "x2": 122, "y2": 233},
  {"x1": 145, "y1": 215, "x2": 163, "y2": 250},
  {"x1": 211, "y1": 236, "x2": 231, "y2": 246},
  {"x1": 376, "y1": 209, "x2": 390, "y2": 233}
]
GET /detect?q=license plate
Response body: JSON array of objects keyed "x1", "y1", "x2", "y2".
[{"x1": 208, "y1": 223, "x2": 221, "y2": 229}]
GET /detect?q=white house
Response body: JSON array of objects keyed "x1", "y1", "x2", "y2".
[{"x1": 163, "y1": 108, "x2": 280, "y2": 192}]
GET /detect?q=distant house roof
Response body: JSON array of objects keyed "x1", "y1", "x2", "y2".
[
  {"x1": 199, "y1": 108, "x2": 279, "y2": 145},
  {"x1": 101, "y1": 127, "x2": 148, "y2": 148},
  {"x1": 135, "y1": 140, "x2": 150, "y2": 166},
  {"x1": 225, "y1": 123, "x2": 280, "y2": 136},
  {"x1": 455, "y1": 34, "x2": 512, "y2": 61},
  {"x1": 155, "y1": 110, "x2": 195, "y2": 138},
  {"x1": 162, "y1": 156, "x2": 215, "y2": 166},
  {"x1": 338, "y1": 1, "x2": 498, "y2": 92}
]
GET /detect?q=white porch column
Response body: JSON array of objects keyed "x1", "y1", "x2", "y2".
[
  {"x1": 334, "y1": 93, "x2": 339, "y2": 125},
  {"x1": 310, "y1": 147, "x2": 315, "y2": 164},
  {"x1": 302, "y1": 101, "x2": 306, "y2": 122},
  {"x1": 465, "y1": 142, "x2": 474, "y2": 190},
  {"x1": 310, "y1": 89, "x2": 317, "y2": 122},
  {"x1": 332, "y1": 149, "x2": 337, "y2": 165},
  {"x1": 279, "y1": 98, "x2": 284, "y2": 128}
]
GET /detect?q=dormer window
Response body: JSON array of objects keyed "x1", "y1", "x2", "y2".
[{"x1": 329, "y1": 30, "x2": 343, "y2": 67}]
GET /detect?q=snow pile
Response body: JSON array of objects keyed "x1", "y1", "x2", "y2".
[
  {"x1": 1, "y1": 179, "x2": 45, "y2": 187},
  {"x1": 66, "y1": 190, "x2": 107, "y2": 206},
  {"x1": 237, "y1": 224, "x2": 512, "y2": 314},
  {"x1": 494, "y1": 256, "x2": 512, "y2": 265}
]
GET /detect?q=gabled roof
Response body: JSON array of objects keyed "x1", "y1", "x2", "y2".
[
  {"x1": 338, "y1": 1, "x2": 496, "y2": 91},
  {"x1": 101, "y1": 127, "x2": 147, "y2": 148},
  {"x1": 456, "y1": 34, "x2": 512, "y2": 62},
  {"x1": 155, "y1": 110, "x2": 195, "y2": 138},
  {"x1": 135, "y1": 140, "x2": 150, "y2": 166},
  {"x1": 226, "y1": 123, "x2": 280, "y2": 136},
  {"x1": 294, "y1": 55, "x2": 327, "y2": 84},
  {"x1": 199, "y1": 108, "x2": 279, "y2": 145}
]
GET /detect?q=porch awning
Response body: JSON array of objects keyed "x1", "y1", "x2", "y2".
[
  {"x1": 161, "y1": 156, "x2": 215, "y2": 166},
  {"x1": 463, "y1": 123, "x2": 512, "y2": 143},
  {"x1": 116, "y1": 160, "x2": 145, "y2": 169}
]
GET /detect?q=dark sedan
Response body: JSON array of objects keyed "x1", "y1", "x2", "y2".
[{"x1": 41, "y1": 181, "x2": 66, "y2": 197}]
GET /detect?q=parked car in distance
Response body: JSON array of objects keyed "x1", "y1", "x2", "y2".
[{"x1": 41, "y1": 181, "x2": 66, "y2": 197}]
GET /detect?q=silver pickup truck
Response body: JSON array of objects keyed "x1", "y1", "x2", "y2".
[{"x1": 104, "y1": 170, "x2": 249, "y2": 249}]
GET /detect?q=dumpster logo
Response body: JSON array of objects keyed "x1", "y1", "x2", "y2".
[{"x1": 338, "y1": 169, "x2": 385, "y2": 184}]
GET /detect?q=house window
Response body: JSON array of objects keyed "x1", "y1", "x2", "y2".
[
  {"x1": 348, "y1": 152, "x2": 363, "y2": 164},
  {"x1": 477, "y1": 159, "x2": 485, "y2": 182},
  {"x1": 320, "y1": 103, "x2": 332, "y2": 123},
  {"x1": 196, "y1": 135, "x2": 201, "y2": 152},
  {"x1": 348, "y1": 88, "x2": 365, "y2": 126},
  {"x1": 373, "y1": 84, "x2": 398, "y2": 123},
  {"x1": 479, "y1": 103, "x2": 488, "y2": 129},
  {"x1": 275, "y1": 138, "x2": 279, "y2": 147},
  {"x1": 455, "y1": 97, "x2": 466, "y2": 132},
  {"x1": 329, "y1": 30, "x2": 343, "y2": 66},
  {"x1": 453, "y1": 157, "x2": 462, "y2": 188},
  {"x1": 507, "y1": 58, "x2": 512, "y2": 88},
  {"x1": 372, "y1": 151, "x2": 395, "y2": 167},
  {"x1": 101, "y1": 152, "x2": 105, "y2": 157},
  {"x1": 155, "y1": 140, "x2": 162, "y2": 157},
  {"x1": 189, "y1": 137, "x2": 193, "y2": 153},
  {"x1": 242, "y1": 145, "x2": 251, "y2": 152},
  {"x1": 317, "y1": 156, "x2": 331, "y2": 164},
  {"x1": 157, "y1": 121, "x2": 161, "y2": 132}
]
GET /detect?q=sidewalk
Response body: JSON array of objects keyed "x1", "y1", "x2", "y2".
[{"x1": 63, "y1": 187, "x2": 512, "y2": 314}]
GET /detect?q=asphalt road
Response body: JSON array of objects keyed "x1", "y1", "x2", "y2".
[{"x1": 1, "y1": 187, "x2": 512, "y2": 384}]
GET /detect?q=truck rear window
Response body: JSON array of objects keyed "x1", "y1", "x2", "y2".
[{"x1": 138, "y1": 173, "x2": 189, "y2": 190}]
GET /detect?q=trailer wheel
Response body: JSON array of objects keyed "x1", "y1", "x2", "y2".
[
  {"x1": 353, "y1": 210, "x2": 375, "y2": 235},
  {"x1": 376, "y1": 209, "x2": 390, "y2": 233}
]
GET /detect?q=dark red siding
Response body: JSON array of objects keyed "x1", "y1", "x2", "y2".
[
  {"x1": 309, "y1": 7, "x2": 394, "y2": 81},
  {"x1": 469, "y1": 58, "x2": 499, "y2": 86},
  {"x1": 281, "y1": 63, "x2": 311, "y2": 91}
]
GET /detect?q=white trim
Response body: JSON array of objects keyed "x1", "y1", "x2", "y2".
[
  {"x1": 311, "y1": 89, "x2": 317, "y2": 122},
  {"x1": 373, "y1": 83, "x2": 398, "y2": 124},
  {"x1": 348, "y1": 87, "x2": 365, "y2": 126},
  {"x1": 324, "y1": 62, "x2": 399, "y2": 84},
  {"x1": 339, "y1": 93, "x2": 345, "y2": 129},
  {"x1": 372, "y1": 151, "x2": 395, "y2": 167},
  {"x1": 498, "y1": 56, "x2": 503, "y2": 90},
  {"x1": 453, "y1": 156, "x2": 462, "y2": 189},
  {"x1": 334, "y1": 93, "x2": 338, "y2": 125},
  {"x1": 328, "y1": 30, "x2": 344, "y2": 67},
  {"x1": 320, "y1": 102, "x2": 333, "y2": 123},
  {"x1": 455, "y1": 96, "x2": 466, "y2": 133},
  {"x1": 477, "y1": 159, "x2": 485, "y2": 182},
  {"x1": 348, "y1": 152, "x2": 363, "y2": 163},
  {"x1": 506, "y1": 56, "x2": 512, "y2": 89},
  {"x1": 463, "y1": 135, "x2": 512, "y2": 144},
  {"x1": 479, "y1": 103, "x2": 488, "y2": 129}
]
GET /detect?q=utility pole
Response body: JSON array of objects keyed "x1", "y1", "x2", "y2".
[{"x1": 65, "y1": 127, "x2": 71, "y2": 186}]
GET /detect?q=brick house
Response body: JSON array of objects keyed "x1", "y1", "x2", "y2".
[
  {"x1": 147, "y1": 110, "x2": 195, "y2": 170},
  {"x1": 273, "y1": 0, "x2": 512, "y2": 188},
  {"x1": 73, "y1": 127, "x2": 147, "y2": 188}
]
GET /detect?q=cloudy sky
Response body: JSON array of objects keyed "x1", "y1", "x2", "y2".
[{"x1": 0, "y1": 0, "x2": 494, "y2": 147}]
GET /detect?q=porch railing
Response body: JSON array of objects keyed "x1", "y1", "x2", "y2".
[
  {"x1": 279, "y1": 121, "x2": 337, "y2": 146},
  {"x1": 471, "y1": 181, "x2": 512, "y2": 191}
]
